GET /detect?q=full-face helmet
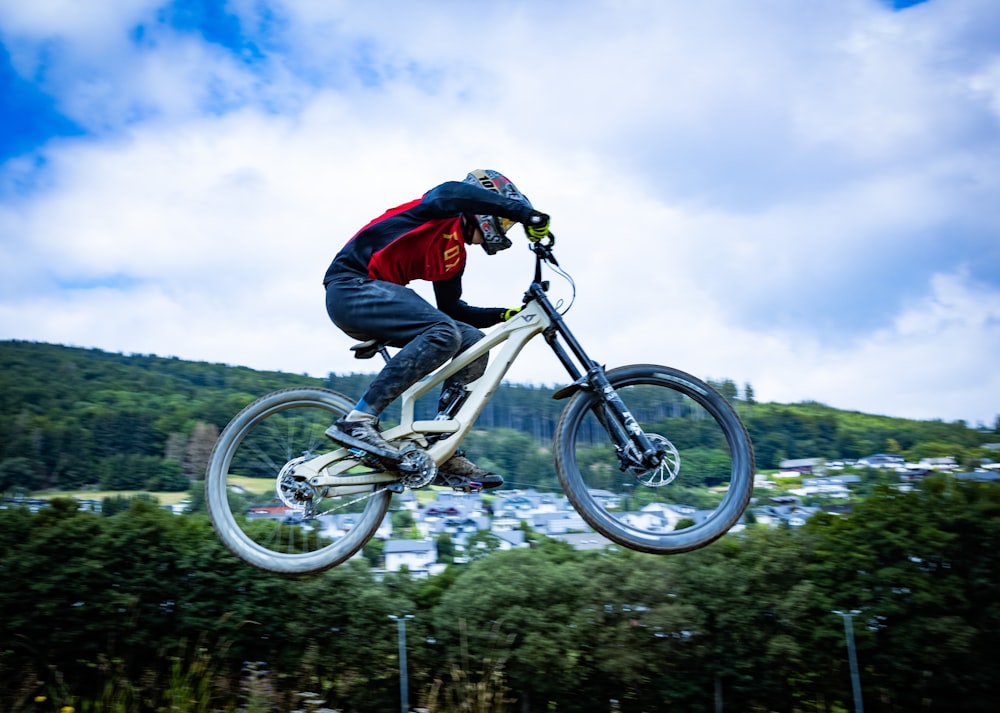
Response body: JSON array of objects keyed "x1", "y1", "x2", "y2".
[{"x1": 462, "y1": 169, "x2": 533, "y2": 255}]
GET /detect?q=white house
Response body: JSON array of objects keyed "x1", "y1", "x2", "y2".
[{"x1": 384, "y1": 539, "x2": 437, "y2": 574}]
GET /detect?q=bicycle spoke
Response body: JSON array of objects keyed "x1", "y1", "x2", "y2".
[{"x1": 556, "y1": 365, "x2": 753, "y2": 554}]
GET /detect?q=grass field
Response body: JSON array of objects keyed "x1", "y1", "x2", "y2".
[
  {"x1": 35, "y1": 489, "x2": 193, "y2": 505},
  {"x1": 33, "y1": 475, "x2": 492, "y2": 509}
]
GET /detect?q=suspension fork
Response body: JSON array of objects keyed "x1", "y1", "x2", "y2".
[{"x1": 528, "y1": 282, "x2": 664, "y2": 469}]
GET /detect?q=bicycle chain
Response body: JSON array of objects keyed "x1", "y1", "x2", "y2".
[
  {"x1": 308, "y1": 484, "x2": 393, "y2": 518},
  {"x1": 281, "y1": 442, "x2": 435, "y2": 520}
]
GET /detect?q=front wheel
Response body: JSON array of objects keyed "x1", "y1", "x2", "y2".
[
  {"x1": 554, "y1": 365, "x2": 754, "y2": 554},
  {"x1": 205, "y1": 387, "x2": 392, "y2": 574}
]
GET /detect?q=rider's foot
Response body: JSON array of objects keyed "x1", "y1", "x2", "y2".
[
  {"x1": 325, "y1": 415, "x2": 399, "y2": 459},
  {"x1": 433, "y1": 452, "x2": 504, "y2": 492}
]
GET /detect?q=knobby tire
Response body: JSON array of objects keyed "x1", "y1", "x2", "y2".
[
  {"x1": 554, "y1": 364, "x2": 754, "y2": 554},
  {"x1": 205, "y1": 387, "x2": 391, "y2": 574}
]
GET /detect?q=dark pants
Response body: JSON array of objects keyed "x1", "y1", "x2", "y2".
[{"x1": 325, "y1": 275, "x2": 488, "y2": 415}]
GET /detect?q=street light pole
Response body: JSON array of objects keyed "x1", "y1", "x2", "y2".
[
  {"x1": 388, "y1": 614, "x2": 414, "y2": 713},
  {"x1": 832, "y1": 609, "x2": 864, "y2": 713}
]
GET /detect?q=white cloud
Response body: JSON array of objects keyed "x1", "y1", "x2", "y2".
[{"x1": 1, "y1": 0, "x2": 998, "y2": 426}]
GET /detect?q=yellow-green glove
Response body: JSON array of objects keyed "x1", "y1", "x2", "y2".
[
  {"x1": 524, "y1": 211, "x2": 551, "y2": 243},
  {"x1": 501, "y1": 307, "x2": 523, "y2": 322}
]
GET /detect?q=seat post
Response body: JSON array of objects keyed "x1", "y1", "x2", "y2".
[{"x1": 350, "y1": 338, "x2": 392, "y2": 364}]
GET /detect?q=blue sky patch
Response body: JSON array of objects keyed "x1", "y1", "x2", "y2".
[
  {"x1": 157, "y1": 0, "x2": 265, "y2": 62},
  {"x1": 55, "y1": 274, "x2": 145, "y2": 292},
  {"x1": 0, "y1": 43, "x2": 84, "y2": 163}
]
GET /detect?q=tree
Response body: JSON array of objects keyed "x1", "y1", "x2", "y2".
[
  {"x1": 0, "y1": 456, "x2": 40, "y2": 492},
  {"x1": 435, "y1": 532, "x2": 455, "y2": 563},
  {"x1": 182, "y1": 421, "x2": 219, "y2": 480},
  {"x1": 433, "y1": 548, "x2": 593, "y2": 711},
  {"x1": 712, "y1": 378, "x2": 739, "y2": 403},
  {"x1": 802, "y1": 476, "x2": 1000, "y2": 712}
]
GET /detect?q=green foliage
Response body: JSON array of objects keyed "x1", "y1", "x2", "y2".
[
  {"x1": 96, "y1": 453, "x2": 187, "y2": 491},
  {"x1": 0, "y1": 456, "x2": 38, "y2": 492},
  {"x1": 461, "y1": 428, "x2": 558, "y2": 491},
  {"x1": 2, "y1": 341, "x2": 996, "y2": 497},
  {"x1": 1, "y1": 478, "x2": 999, "y2": 711},
  {"x1": 3, "y1": 340, "x2": 1000, "y2": 711},
  {"x1": 436, "y1": 532, "x2": 456, "y2": 563},
  {"x1": 743, "y1": 399, "x2": 996, "y2": 469}
]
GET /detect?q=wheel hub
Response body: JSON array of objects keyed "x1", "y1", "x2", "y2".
[
  {"x1": 276, "y1": 454, "x2": 319, "y2": 515},
  {"x1": 625, "y1": 434, "x2": 680, "y2": 487}
]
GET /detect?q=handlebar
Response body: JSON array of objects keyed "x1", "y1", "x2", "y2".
[
  {"x1": 530, "y1": 234, "x2": 557, "y2": 263},
  {"x1": 529, "y1": 237, "x2": 558, "y2": 286}
]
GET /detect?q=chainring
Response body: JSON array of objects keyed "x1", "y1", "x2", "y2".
[{"x1": 395, "y1": 443, "x2": 438, "y2": 489}]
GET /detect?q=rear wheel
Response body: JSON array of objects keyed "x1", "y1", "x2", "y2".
[
  {"x1": 554, "y1": 365, "x2": 754, "y2": 554},
  {"x1": 205, "y1": 387, "x2": 392, "y2": 574}
]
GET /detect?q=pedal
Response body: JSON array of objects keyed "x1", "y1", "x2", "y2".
[{"x1": 347, "y1": 447, "x2": 385, "y2": 470}]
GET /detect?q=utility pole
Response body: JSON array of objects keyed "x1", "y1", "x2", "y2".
[
  {"x1": 832, "y1": 609, "x2": 864, "y2": 713},
  {"x1": 389, "y1": 614, "x2": 414, "y2": 713}
]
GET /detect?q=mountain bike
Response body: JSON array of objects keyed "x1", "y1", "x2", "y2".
[{"x1": 205, "y1": 237, "x2": 754, "y2": 574}]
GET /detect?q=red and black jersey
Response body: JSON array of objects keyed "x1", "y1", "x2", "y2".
[{"x1": 324, "y1": 180, "x2": 534, "y2": 327}]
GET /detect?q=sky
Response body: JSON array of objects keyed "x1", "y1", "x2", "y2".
[{"x1": 1, "y1": 0, "x2": 998, "y2": 427}]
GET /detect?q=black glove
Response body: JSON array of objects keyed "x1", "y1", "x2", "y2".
[{"x1": 524, "y1": 211, "x2": 551, "y2": 243}]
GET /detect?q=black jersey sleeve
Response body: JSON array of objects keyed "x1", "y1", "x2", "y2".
[
  {"x1": 433, "y1": 272, "x2": 506, "y2": 329},
  {"x1": 420, "y1": 181, "x2": 536, "y2": 223}
]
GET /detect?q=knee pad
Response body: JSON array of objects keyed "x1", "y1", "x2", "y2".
[{"x1": 424, "y1": 321, "x2": 462, "y2": 356}]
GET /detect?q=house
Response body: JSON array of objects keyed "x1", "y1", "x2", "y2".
[
  {"x1": 778, "y1": 458, "x2": 822, "y2": 473},
  {"x1": 857, "y1": 453, "x2": 904, "y2": 468},
  {"x1": 802, "y1": 475, "x2": 861, "y2": 487},
  {"x1": 493, "y1": 489, "x2": 560, "y2": 516},
  {"x1": 792, "y1": 475, "x2": 860, "y2": 499},
  {"x1": 490, "y1": 513, "x2": 524, "y2": 531},
  {"x1": 494, "y1": 529, "x2": 528, "y2": 550},
  {"x1": 790, "y1": 483, "x2": 850, "y2": 499},
  {"x1": 424, "y1": 513, "x2": 489, "y2": 539},
  {"x1": 754, "y1": 497, "x2": 821, "y2": 528},
  {"x1": 247, "y1": 503, "x2": 289, "y2": 517},
  {"x1": 587, "y1": 489, "x2": 622, "y2": 510},
  {"x1": 531, "y1": 511, "x2": 590, "y2": 535},
  {"x1": 955, "y1": 470, "x2": 1000, "y2": 483},
  {"x1": 317, "y1": 512, "x2": 392, "y2": 539},
  {"x1": 247, "y1": 507, "x2": 392, "y2": 541},
  {"x1": 419, "y1": 491, "x2": 490, "y2": 539},
  {"x1": 919, "y1": 456, "x2": 957, "y2": 470},
  {"x1": 619, "y1": 510, "x2": 671, "y2": 533},
  {"x1": 551, "y1": 531, "x2": 615, "y2": 551},
  {"x1": 754, "y1": 474, "x2": 777, "y2": 490},
  {"x1": 384, "y1": 539, "x2": 437, "y2": 574}
]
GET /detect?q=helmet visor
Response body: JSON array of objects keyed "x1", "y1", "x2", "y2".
[
  {"x1": 498, "y1": 216, "x2": 516, "y2": 234},
  {"x1": 475, "y1": 215, "x2": 513, "y2": 255}
]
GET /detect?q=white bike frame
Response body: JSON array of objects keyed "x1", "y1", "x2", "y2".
[{"x1": 294, "y1": 298, "x2": 552, "y2": 492}]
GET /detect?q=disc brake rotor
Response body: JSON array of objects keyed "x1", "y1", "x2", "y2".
[
  {"x1": 276, "y1": 454, "x2": 319, "y2": 516},
  {"x1": 625, "y1": 434, "x2": 680, "y2": 487}
]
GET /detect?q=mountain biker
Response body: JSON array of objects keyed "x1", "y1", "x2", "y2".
[{"x1": 322, "y1": 169, "x2": 552, "y2": 491}]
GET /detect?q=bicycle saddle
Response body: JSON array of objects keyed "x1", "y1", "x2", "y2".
[{"x1": 350, "y1": 338, "x2": 387, "y2": 360}]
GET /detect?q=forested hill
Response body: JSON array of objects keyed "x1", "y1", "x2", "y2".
[{"x1": 1, "y1": 339, "x2": 996, "y2": 494}]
